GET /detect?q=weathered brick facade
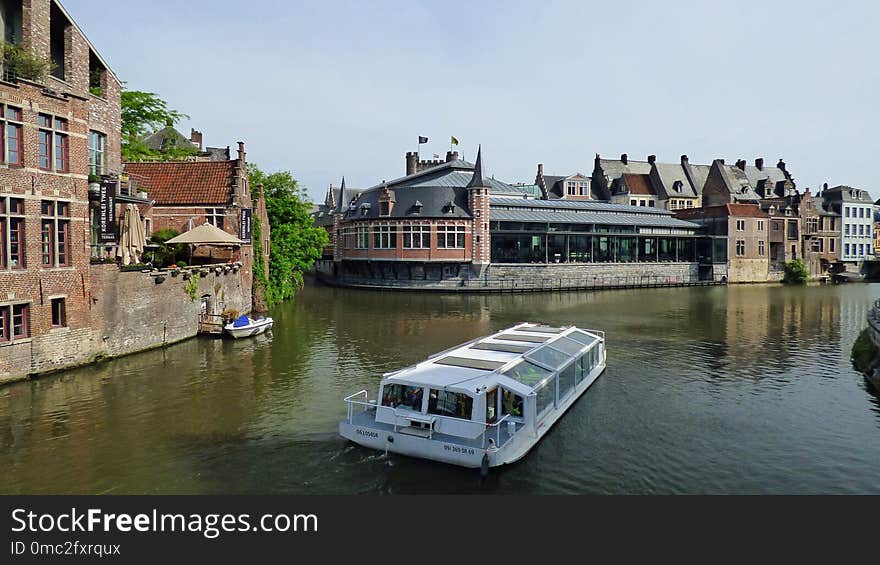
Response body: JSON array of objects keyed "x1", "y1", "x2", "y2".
[{"x1": 1, "y1": 0, "x2": 123, "y2": 382}]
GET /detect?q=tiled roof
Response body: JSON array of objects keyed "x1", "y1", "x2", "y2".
[
  {"x1": 124, "y1": 161, "x2": 236, "y2": 205},
  {"x1": 622, "y1": 173, "x2": 655, "y2": 195}
]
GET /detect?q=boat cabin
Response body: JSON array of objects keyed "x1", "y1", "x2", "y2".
[{"x1": 373, "y1": 323, "x2": 605, "y2": 443}]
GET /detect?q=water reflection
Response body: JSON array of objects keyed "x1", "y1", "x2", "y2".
[{"x1": 1, "y1": 280, "x2": 879, "y2": 494}]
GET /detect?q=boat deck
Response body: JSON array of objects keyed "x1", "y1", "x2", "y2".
[{"x1": 347, "y1": 408, "x2": 519, "y2": 450}]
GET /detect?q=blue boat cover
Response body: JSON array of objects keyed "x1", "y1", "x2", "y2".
[{"x1": 232, "y1": 315, "x2": 251, "y2": 328}]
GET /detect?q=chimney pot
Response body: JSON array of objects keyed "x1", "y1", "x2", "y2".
[
  {"x1": 237, "y1": 142, "x2": 246, "y2": 161},
  {"x1": 647, "y1": 155, "x2": 656, "y2": 165},
  {"x1": 537, "y1": 163, "x2": 544, "y2": 176},
  {"x1": 755, "y1": 158, "x2": 764, "y2": 170},
  {"x1": 736, "y1": 159, "x2": 746, "y2": 171},
  {"x1": 680, "y1": 154, "x2": 689, "y2": 164},
  {"x1": 621, "y1": 153, "x2": 628, "y2": 165}
]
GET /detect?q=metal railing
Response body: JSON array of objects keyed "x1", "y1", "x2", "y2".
[{"x1": 343, "y1": 391, "x2": 519, "y2": 450}]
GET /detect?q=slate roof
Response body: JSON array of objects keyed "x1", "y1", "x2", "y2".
[
  {"x1": 124, "y1": 160, "x2": 235, "y2": 205},
  {"x1": 654, "y1": 162, "x2": 698, "y2": 198},
  {"x1": 674, "y1": 203, "x2": 768, "y2": 220},
  {"x1": 490, "y1": 196, "x2": 672, "y2": 215},
  {"x1": 490, "y1": 207, "x2": 700, "y2": 229},
  {"x1": 688, "y1": 164, "x2": 711, "y2": 196},
  {"x1": 822, "y1": 185, "x2": 873, "y2": 203},
  {"x1": 142, "y1": 126, "x2": 197, "y2": 153}
]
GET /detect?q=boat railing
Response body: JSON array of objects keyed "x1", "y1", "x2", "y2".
[
  {"x1": 344, "y1": 390, "x2": 375, "y2": 423},
  {"x1": 344, "y1": 390, "x2": 519, "y2": 450}
]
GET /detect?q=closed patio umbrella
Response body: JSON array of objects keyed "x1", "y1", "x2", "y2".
[{"x1": 115, "y1": 204, "x2": 147, "y2": 265}]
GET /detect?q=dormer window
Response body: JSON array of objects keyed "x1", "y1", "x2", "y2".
[
  {"x1": 785, "y1": 207, "x2": 792, "y2": 217},
  {"x1": 359, "y1": 203, "x2": 371, "y2": 217},
  {"x1": 672, "y1": 180, "x2": 683, "y2": 193},
  {"x1": 412, "y1": 200, "x2": 423, "y2": 215},
  {"x1": 380, "y1": 202, "x2": 390, "y2": 216},
  {"x1": 768, "y1": 205, "x2": 777, "y2": 215},
  {"x1": 444, "y1": 200, "x2": 455, "y2": 214}
]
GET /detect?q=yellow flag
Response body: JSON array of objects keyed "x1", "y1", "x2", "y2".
[{"x1": 450, "y1": 136, "x2": 459, "y2": 146}]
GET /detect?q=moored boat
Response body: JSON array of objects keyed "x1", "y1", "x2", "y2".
[
  {"x1": 224, "y1": 315, "x2": 274, "y2": 339},
  {"x1": 340, "y1": 322, "x2": 606, "y2": 470}
]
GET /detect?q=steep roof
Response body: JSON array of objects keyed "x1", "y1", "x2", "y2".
[
  {"x1": 653, "y1": 162, "x2": 698, "y2": 198},
  {"x1": 674, "y1": 203, "x2": 768, "y2": 220},
  {"x1": 124, "y1": 160, "x2": 236, "y2": 205},
  {"x1": 142, "y1": 126, "x2": 196, "y2": 153},
  {"x1": 621, "y1": 173, "x2": 655, "y2": 195}
]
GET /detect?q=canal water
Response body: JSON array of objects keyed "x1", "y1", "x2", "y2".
[{"x1": 2, "y1": 281, "x2": 880, "y2": 494}]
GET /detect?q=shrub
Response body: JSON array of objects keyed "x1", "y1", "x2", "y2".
[
  {"x1": 1, "y1": 42, "x2": 55, "y2": 82},
  {"x1": 783, "y1": 259, "x2": 808, "y2": 285}
]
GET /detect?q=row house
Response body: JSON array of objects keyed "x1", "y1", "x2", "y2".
[
  {"x1": 820, "y1": 185, "x2": 874, "y2": 264},
  {"x1": 592, "y1": 154, "x2": 702, "y2": 211},
  {"x1": 674, "y1": 204, "x2": 771, "y2": 283},
  {"x1": 0, "y1": 0, "x2": 124, "y2": 378},
  {"x1": 124, "y1": 140, "x2": 270, "y2": 306}
]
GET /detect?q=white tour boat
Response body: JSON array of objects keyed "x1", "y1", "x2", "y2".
[
  {"x1": 340, "y1": 322, "x2": 606, "y2": 471},
  {"x1": 224, "y1": 315, "x2": 274, "y2": 339}
]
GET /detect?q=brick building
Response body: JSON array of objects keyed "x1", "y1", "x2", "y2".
[
  {"x1": 1, "y1": 0, "x2": 123, "y2": 376},
  {"x1": 674, "y1": 204, "x2": 771, "y2": 283},
  {"x1": 124, "y1": 141, "x2": 270, "y2": 307}
]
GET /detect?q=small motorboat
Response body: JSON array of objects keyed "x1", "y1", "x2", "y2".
[{"x1": 224, "y1": 315, "x2": 274, "y2": 339}]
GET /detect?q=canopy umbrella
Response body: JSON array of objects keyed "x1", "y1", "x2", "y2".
[
  {"x1": 115, "y1": 204, "x2": 147, "y2": 265},
  {"x1": 165, "y1": 222, "x2": 244, "y2": 245}
]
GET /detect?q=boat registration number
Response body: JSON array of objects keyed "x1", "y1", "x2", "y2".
[
  {"x1": 444, "y1": 445, "x2": 476, "y2": 456},
  {"x1": 356, "y1": 429, "x2": 379, "y2": 439}
]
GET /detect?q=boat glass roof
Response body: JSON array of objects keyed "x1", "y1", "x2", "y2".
[
  {"x1": 568, "y1": 330, "x2": 599, "y2": 346},
  {"x1": 497, "y1": 333, "x2": 550, "y2": 343},
  {"x1": 435, "y1": 356, "x2": 506, "y2": 371},
  {"x1": 547, "y1": 336, "x2": 585, "y2": 356},
  {"x1": 525, "y1": 344, "x2": 571, "y2": 369},
  {"x1": 502, "y1": 360, "x2": 552, "y2": 387},
  {"x1": 470, "y1": 342, "x2": 534, "y2": 354}
]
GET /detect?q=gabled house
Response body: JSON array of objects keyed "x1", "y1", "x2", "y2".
[
  {"x1": 702, "y1": 159, "x2": 762, "y2": 206},
  {"x1": 593, "y1": 154, "x2": 699, "y2": 211},
  {"x1": 534, "y1": 164, "x2": 594, "y2": 200}
]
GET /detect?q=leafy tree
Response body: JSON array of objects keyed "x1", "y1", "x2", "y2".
[
  {"x1": 121, "y1": 89, "x2": 196, "y2": 161},
  {"x1": 248, "y1": 164, "x2": 328, "y2": 305},
  {"x1": 783, "y1": 258, "x2": 808, "y2": 285}
]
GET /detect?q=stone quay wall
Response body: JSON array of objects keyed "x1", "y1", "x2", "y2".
[{"x1": 0, "y1": 264, "x2": 251, "y2": 384}]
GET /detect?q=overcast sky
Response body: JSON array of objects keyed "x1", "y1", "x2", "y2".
[{"x1": 68, "y1": 0, "x2": 879, "y2": 203}]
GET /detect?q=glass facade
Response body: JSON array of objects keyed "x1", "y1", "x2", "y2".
[{"x1": 490, "y1": 225, "x2": 719, "y2": 264}]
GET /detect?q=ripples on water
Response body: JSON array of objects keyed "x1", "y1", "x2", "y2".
[{"x1": 1, "y1": 282, "x2": 880, "y2": 494}]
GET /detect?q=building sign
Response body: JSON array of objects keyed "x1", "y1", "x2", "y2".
[
  {"x1": 99, "y1": 180, "x2": 117, "y2": 242},
  {"x1": 240, "y1": 208, "x2": 253, "y2": 244}
]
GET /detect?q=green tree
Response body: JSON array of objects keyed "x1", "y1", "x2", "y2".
[
  {"x1": 121, "y1": 89, "x2": 196, "y2": 161},
  {"x1": 783, "y1": 258, "x2": 809, "y2": 285},
  {"x1": 248, "y1": 164, "x2": 328, "y2": 305}
]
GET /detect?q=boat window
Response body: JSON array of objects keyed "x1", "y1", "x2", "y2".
[
  {"x1": 497, "y1": 333, "x2": 550, "y2": 343},
  {"x1": 567, "y1": 330, "x2": 598, "y2": 346},
  {"x1": 486, "y1": 387, "x2": 498, "y2": 424},
  {"x1": 503, "y1": 360, "x2": 551, "y2": 387},
  {"x1": 548, "y1": 337, "x2": 584, "y2": 356},
  {"x1": 559, "y1": 362, "x2": 576, "y2": 400},
  {"x1": 381, "y1": 384, "x2": 423, "y2": 412},
  {"x1": 536, "y1": 376, "x2": 556, "y2": 419},
  {"x1": 501, "y1": 389, "x2": 524, "y2": 418},
  {"x1": 525, "y1": 325, "x2": 564, "y2": 334},
  {"x1": 575, "y1": 354, "x2": 586, "y2": 384},
  {"x1": 428, "y1": 389, "x2": 474, "y2": 420},
  {"x1": 526, "y1": 345, "x2": 569, "y2": 369}
]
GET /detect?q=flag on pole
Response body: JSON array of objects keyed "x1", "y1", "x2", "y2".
[
  {"x1": 450, "y1": 136, "x2": 459, "y2": 146},
  {"x1": 418, "y1": 136, "x2": 428, "y2": 144}
]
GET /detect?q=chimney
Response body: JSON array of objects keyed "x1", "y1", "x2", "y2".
[
  {"x1": 237, "y1": 141, "x2": 246, "y2": 163},
  {"x1": 190, "y1": 129, "x2": 203, "y2": 151},
  {"x1": 716, "y1": 158, "x2": 725, "y2": 165},
  {"x1": 823, "y1": 182, "x2": 828, "y2": 191},
  {"x1": 537, "y1": 163, "x2": 544, "y2": 177},
  {"x1": 735, "y1": 159, "x2": 746, "y2": 171},
  {"x1": 406, "y1": 152, "x2": 418, "y2": 175},
  {"x1": 777, "y1": 159, "x2": 787, "y2": 173},
  {"x1": 445, "y1": 150, "x2": 459, "y2": 163},
  {"x1": 647, "y1": 155, "x2": 656, "y2": 165},
  {"x1": 755, "y1": 158, "x2": 764, "y2": 170},
  {"x1": 680, "y1": 154, "x2": 689, "y2": 165},
  {"x1": 621, "y1": 153, "x2": 628, "y2": 165}
]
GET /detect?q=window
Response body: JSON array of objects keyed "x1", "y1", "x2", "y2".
[
  {"x1": 566, "y1": 180, "x2": 587, "y2": 196},
  {"x1": 379, "y1": 201, "x2": 390, "y2": 216},
  {"x1": 501, "y1": 389, "x2": 523, "y2": 418},
  {"x1": 428, "y1": 389, "x2": 473, "y2": 419},
  {"x1": 51, "y1": 297, "x2": 66, "y2": 328},
  {"x1": 758, "y1": 240, "x2": 765, "y2": 256},
  {"x1": 402, "y1": 224, "x2": 430, "y2": 249},
  {"x1": 372, "y1": 224, "x2": 397, "y2": 249},
  {"x1": 736, "y1": 219, "x2": 745, "y2": 231},
  {"x1": 40, "y1": 200, "x2": 71, "y2": 268},
  {"x1": 686, "y1": 200, "x2": 693, "y2": 208},
  {"x1": 757, "y1": 220, "x2": 764, "y2": 231},
  {"x1": 1, "y1": 105, "x2": 23, "y2": 165},
  {"x1": 437, "y1": 225, "x2": 465, "y2": 249},
  {"x1": 355, "y1": 225, "x2": 369, "y2": 249},
  {"x1": 859, "y1": 208, "x2": 865, "y2": 218},
  {"x1": 830, "y1": 239, "x2": 835, "y2": 253},
  {"x1": 648, "y1": 201, "x2": 655, "y2": 208},
  {"x1": 859, "y1": 225, "x2": 864, "y2": 236},
  {"x1": 845, "y1": 243, "x2": 850, "y2": 256},
  {"x1": 845, "y1": 207, "x2": 850, "y2": 218},
  {"x1": 205, "y1": 208, "x2": 225, "y2": 229},
  {"x1": 38, "y1": 114, "x2": 69, "y2": 172},
  {"x1": 5, "y1": 303, "x2": 29, "y2": 340},
  {"x1": 89, "y1": 131, "x2": 106, "y2": 175},
  {"x1": 381, "y1": 384, "x2": 423, "y2": 412},
  {"x1": 845, "y1": 225, "x2": 850, "y2": 236},
  {"x1": 1, "y1": 196, "x2": 25, "y2": 269},
  {"x1": 736, "y1": 239, "x2": 745, "y2": 256}
]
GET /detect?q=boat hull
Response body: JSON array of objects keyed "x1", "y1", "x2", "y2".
[
  {"x1": 224, "y1": 318, "x2": 273, "y2": 339},
  {"x1": 341, "y1": 362, "x2": 606, "y2": 469}
]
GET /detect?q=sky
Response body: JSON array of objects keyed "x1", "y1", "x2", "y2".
[{"x1": 67, "y1": 0, "x2": 880, "y2": 204}]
